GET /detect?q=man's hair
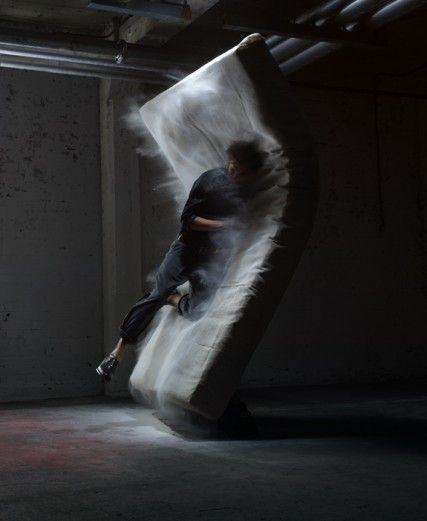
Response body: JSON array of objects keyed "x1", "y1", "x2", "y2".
[{"x1": 226, "y1": 140, "x2": 266, "y2": 172}]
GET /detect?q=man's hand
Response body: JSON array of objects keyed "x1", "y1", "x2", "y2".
[{"x1": 190, "y1": 216, "x2": 226, "y2": 231}]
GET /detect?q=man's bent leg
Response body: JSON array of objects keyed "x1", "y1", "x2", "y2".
[
  {"x1": 177, "y1": 251, "x2": 229, "y2": 321},
  {"x1": 119, "y1": 291, "x2": 166, "y2": 345},
  {"x1": 120, "y1": 239, "x2": 189, "y2": 343},
  {"x1": 96, "y1": 238, "x2": 189, "y2": 380},
  {"x1": 111, "y1": 337, "x2": 126, "y2": 361}
]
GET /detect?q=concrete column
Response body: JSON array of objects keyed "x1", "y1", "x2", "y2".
[{"x1": 100, "y1": 79, "x2": 143, "y2": 395}]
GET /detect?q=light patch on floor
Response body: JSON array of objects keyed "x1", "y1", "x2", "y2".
[{"x1": 2, "y1": 388, "x2": 427, "y2": 521}]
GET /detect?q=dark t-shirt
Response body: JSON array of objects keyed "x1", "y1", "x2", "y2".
[{"x1": 179, "y1": 167, "x2": 253, "y2": 249}]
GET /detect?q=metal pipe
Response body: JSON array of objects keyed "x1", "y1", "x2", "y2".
[
  {"x1": 0, "y1": 28, "x2": 192, "y2": 82},
  {"x1": 270, "y1": 38, "x2": 315, "y2": 63},
  {"x1": 265, "y1": 35, "x2": 283, "y2": 49},
  {"x1": 0, "y1": 47, "x2": 184, "y2": 79},
  {"x1": 295, "y1": 0, "x2": 355, "y2": 24},
  {"x1": 321, "y1": 0, "x2": 388, "y2": 25},
  {"x1": 0, "y1": 54, "x2": 175, "y2": 84},
  {"x1": 279, "y1": 42, "x2": 338, "y2": 75},
  {"x1": 0, "y1": 30, "x2": 186, "y2": 67},
  {"x1": 359, "y1": 0, "x2": 424, "y2": 27}
]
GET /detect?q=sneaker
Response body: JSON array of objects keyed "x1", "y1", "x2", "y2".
[{"x1": 96, "y1": 354, "x2": 119, "y2": 381}]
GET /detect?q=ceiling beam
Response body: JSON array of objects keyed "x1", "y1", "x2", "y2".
[
  {"x1": 88, "y1": 0, "x2": 191, "y2": 22},
  {"x1": 118, "y1": 16, "x2": 155, "y2": 43},
  {"x1": 222, "y1": 18, "x2": 386, "y2": 48}
]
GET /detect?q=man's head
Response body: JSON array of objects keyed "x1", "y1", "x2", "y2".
[{"x1": 226, "y1": 140, "x2": 266, "y2": 181}]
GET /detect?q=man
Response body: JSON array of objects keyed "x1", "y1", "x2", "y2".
[{"x1": 96, "y1": 139, "x2": 266, "y2": 381}]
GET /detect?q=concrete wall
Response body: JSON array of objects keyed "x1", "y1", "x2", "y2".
[
  {"x1": 0, "y1": 69, "x2": 104, "y2": 401},
  {"x1": 242, "y1": 76, "x2": 427, "y2": 387}
]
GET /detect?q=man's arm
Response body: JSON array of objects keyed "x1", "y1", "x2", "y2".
[
  {"x1": 189, "y1": 216, "x2": 225, "y2": 232},
  {"x1": 180, "y1": 176, "x2": 204, "y2": 232}
]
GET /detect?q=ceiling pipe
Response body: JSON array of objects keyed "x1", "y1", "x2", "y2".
[
  {"x1": 279, "y1": 0, "x2": 423, "y2": 75},
  {"x1": 0, "y1": 54, "x2": 181, "y2": 83},
  {"x1": 0, "y1": 29, "x2": 192, "y2": 82},
  {"x1": 268, "y1": 0, "x2": 360, "y2": 65},
  {"x1": 318, "y1": 0, "x2": 390, "y2": 26},
  {"x1": 0, "y1": 47, "x2": 184, "y2": 80},
  {"x1": 295, "y1": 0, "x2": 356, "y2": 24},
  {"x1": 265, "y1": 35, "x2": 283, "y2": 48},
  {"x1": 0, "y1": 55, "x2": 174, "y2": 84},
  {"x1": 355, "y1": 0, "x2": 424, "y2": 28},
  {"x1": 0, "y1": 29, "x2": 187, "y2": 65},
  {"x1": 270, "y1": 38, "x2": 314, "y2": 63},
  {"x1": 279, "y1": 42, "x2": 337, "y2": 75}
]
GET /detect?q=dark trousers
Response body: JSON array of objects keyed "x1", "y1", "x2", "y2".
[{"x1": 119, "y1": 237, "x2": 230, "y2": 345}]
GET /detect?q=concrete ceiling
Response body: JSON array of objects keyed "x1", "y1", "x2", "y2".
[
  {"x1": 0, "y1": 0, "x2": 221, "y2": 43},
  {"x1": 0, "y1": 0, "x2": 115, "y2": 35}
]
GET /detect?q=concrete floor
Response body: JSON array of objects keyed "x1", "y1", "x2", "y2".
[{"x1": 1, "y1": 384, "x2": 427, "y2": 521}]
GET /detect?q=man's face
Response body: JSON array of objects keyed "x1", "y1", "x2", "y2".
[{"x1": 227, "y1": 158, "x2": 255, "y2": 181}]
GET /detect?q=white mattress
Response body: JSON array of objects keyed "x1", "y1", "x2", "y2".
[{"x1": 129, "y1": 34, "x2": 319, "y2": 420}]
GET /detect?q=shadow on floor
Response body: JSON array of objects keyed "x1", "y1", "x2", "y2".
[
  {"x1": 159, "y1": 383, "x2": 427, "y2": 444},
  {"x1": 252, "y1": 413, "x2": 427, "y2": 444},
  {"x1": 160, "y1": 411, "x2": 427, "y2": 444}
]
